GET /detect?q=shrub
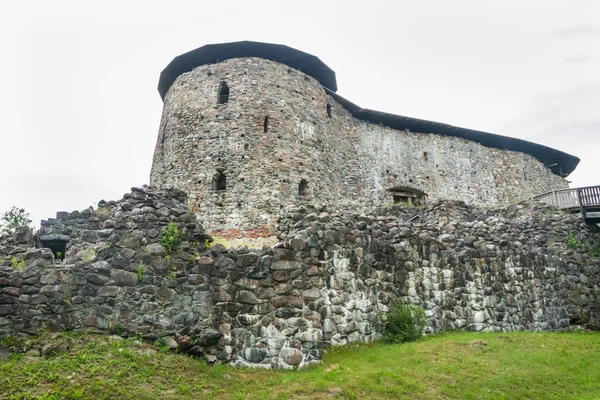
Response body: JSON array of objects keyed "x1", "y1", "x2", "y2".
[
  {"x1": 0, "y1": 206, "x2": 32, "y2": 235},
  {"x1": 137, "y1": 261, "x2": 145, "y2": 282},
  {"x1": 567, "y1": 232, "x2": 578, "y2": 249},
  {"x1": 11, "y1": 256, "x2": 26, "y2": 271},
  {"x1": 160, "y1": 222, "x2": 184, "y2": 256},
  {"x1": 379, "y1": 298, "x2": 427, "y2": 343}
]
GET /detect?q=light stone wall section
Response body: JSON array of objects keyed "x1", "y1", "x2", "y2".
[
  {"x1": 150, "y1": 58, "x2": 568, "y2": 232},
  {"x1": 355, "y1": 123, "x2": 568, "y2": 207}
]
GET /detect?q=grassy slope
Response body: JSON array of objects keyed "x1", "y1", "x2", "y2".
[{"x1": 1, "y1": 331, "x2": 599, "y2": 399}]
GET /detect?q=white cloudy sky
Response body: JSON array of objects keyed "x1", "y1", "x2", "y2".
[{"x1": 1, "y1": 0, "x2": 599, "y2": 227}]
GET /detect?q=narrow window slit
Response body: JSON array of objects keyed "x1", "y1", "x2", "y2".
[
  {"x1": 326, "y1": 104, "x2": 332, "y2": 118},
  {"x1": 217, "y1": 81, "x2": 229, "y2": 104},
  {"x1": 213, "y1": 167, "x2": 226, "y2": 191},
  {"x1": 299, "y1": 179, "x2": 308, "y2": 196},
  {"x1": 263, "y1": 116, "x2": 269, "y2": 133}
]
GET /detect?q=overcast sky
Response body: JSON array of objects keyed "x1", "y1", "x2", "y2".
[{"x1": 1, "y1": 0, "x2": 598, "y2": 227}]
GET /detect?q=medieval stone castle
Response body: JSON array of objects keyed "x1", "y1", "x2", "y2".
[
  {"x1": 1, "y1": 41, "x2": 596, "y2": 369},
  {"x1": 150, "y1": 41, "x2": 579, "y2": 231}
]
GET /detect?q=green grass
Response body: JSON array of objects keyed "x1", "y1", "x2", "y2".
[{"x1": 1, "y1": 331, "x2": 599, "y2": 399}]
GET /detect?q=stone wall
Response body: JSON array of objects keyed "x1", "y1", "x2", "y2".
[
  {"x1": 1, "y1": 187, "x2": 598, "y2": 369},
  {"x1": 150, "y1": 57, "x2": 568, "y2": 232}
]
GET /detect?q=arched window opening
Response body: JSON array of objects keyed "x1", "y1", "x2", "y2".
[
  {"x1": 326, "y1": 104, "x2": 332, "y2": 118},
  {"x1": 299, "y1": 179, "x2": 308, "y2": 196},
  {"x1": 264, "y1": 116, "x2": 269, "y2": 133},
  {"x1": 218, "y1": 81, "x2": 229, "y2": 104},
  {"x1": 213, "y1": 167, "x2": 227, "y2": 191}
]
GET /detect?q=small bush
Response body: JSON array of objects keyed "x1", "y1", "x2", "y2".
[
  {"x1": 11, "y1": 256, "x2": 26, "y2": 271},
  {"x1": 379, "y1": 299, "x2": 426, "y2": 343},
  {"x1": 0, "y1": 206, "x2": 32, "y2": 235},
  {"x1": 160, "y1": 222, "x2": 184, "y2": 256},
  {"x1": 137, "y1": 261, "x2": 145, "y2": 282},
  {"x1": 567, "y1": 232, "x2": 578, "y2": 249}
]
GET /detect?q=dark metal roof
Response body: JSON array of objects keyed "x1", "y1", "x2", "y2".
[
  {"x1": 158, "y1": 41, "x2": 337, "y2": 100},
  {"x1": 326, "y1": 89, "x2": 580, "y2": 176},
  {"x1": 158, "y1": 41, "x2": 580, "y2": 177}
]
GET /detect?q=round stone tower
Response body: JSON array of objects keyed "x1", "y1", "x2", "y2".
[
  {"x1": 151, "y1": 42, "x2": 355, "y2": 233},
  {"x1": 151, "y1": 41, "x2": 578, "y2": 234}
]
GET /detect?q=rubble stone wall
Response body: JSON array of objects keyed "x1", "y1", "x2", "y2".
[
  {"x1": 1, "y1": 188, "x2": 598, "y2": 369},
  {"x1": 149, "y1": 57, "x2": 568, "y2": 232}
]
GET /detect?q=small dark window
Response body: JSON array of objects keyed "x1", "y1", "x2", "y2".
[
  {"x1": 388, "y1": 186, "x2": 426, "y2": 207},
  {"x1": 264, "y1": 116, "x2": 269, "y2": 133},
  {"x1": 41, "y1": 239, "x2": 68, "y2": 260},
  {"x1": 393, "y1": 195, "x2": 410, "y2": 204},
  {"x1": 326, "y1": 104, "x2": 332, "y2": 118},
  {"x1": 423, "y1": 152, "x2": 428, "y2": 161},
  {"x1": 213, "y1": 172, "x2": 226, "y2": 191},
  {"x1": 218, "y1": 81, "x2": 229, "y2": 104},
  {"x1": 299, "y1": 179, "x2": 308, "y2": 196}
]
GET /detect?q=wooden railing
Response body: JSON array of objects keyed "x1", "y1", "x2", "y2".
[
  {"x1": 578, "y1": 186, "x2": 600, "y2": 207},
  {"x1": 533, "y1": 188, "x2": 580, "y2": 209},
  {"x1": 533, "y1": 186, "x2": 600, "y2": 210}
]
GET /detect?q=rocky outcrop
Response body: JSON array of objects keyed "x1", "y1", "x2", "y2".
[{"x1": 1, "y1": 188, "x2": 599, "y2": 369}]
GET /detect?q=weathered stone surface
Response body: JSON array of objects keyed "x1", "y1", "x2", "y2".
[
  {"x1": 245, "y1": 347, "x2": 268, "y2": 363},
  {"x1": 272, "y1": 270, "x2": 290, "y2": 282},
  {"x1": 81, "y1": 230, "x2": 100, "y2": 243},
  {"x1": 163, "y1": 336, "x2": 179, "y2": 349},
  {"x1": 271, "y1": 261, "x2": 301, "y2": 271},
  {"x1": 145, "y1": 243, "x2": 166, "y2": 256},
  {"x1": 0, "y1": 305, "x2": 13, "y2": 316},
  {"x1": 280, "y1": 347, "x2": 303, "y2": 366},
  {"x1": 85, "y1": 273, "x2": 110, "y2": 286},
  {"x1": 302, "y1": 289, "x2": 321, "y2": 300},
  {"x1": 199, "y1": 328, "x2": 222, "y2": 345},
  {"x1": 111, "y1": 270, "x2": 137, "y2": 287},
  {"x1": 237, "y1": 290, "x2": 259, "y2": 305}
]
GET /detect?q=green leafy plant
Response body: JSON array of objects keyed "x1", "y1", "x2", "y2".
[
  {"x1": 112, "y1": 322, "x2": 126, "y2": 335},
  {"x1": 567, "y1": 232, "x2": 578, "y2": 249},
  {"x1": 11, "y1": 256, "x2": 26, "y2": 271},
  {"x1": 378, "y1": 298, "x2": 427, "y2": 343},
  {"x1": 160, "y1": 222, "x2": 184, "y2": 256},
  {"x1": 0, "y1": 206, "x2": 33, "y2": 235},
  {"x1": 585, "y1": 239, "x2": 600, "y2": 257},
  {"x1": 154, "y1": 337, "x2": 172, "y2": 352},
  {"x1": 137, "y1": 261, "x2": 145, "y2": 282}
]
